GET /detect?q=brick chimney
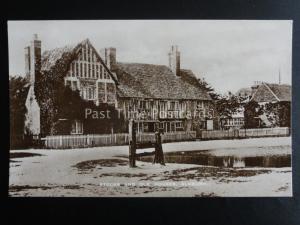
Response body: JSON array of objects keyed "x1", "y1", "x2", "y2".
[
  {"x1": 168, "y1": 45, "x2": 180, "y2": 76},
  {"x1": 100, "y1": 47, "x2": 116, "y2": 70},
  {"x1": 24, "y1": 46, "x2": 31, "y2": 81},
  {"x1": 29, "y1": 34, "x2": 41, "y2": 85},
  {"x1": 24, "y1": 34, "x2": 41, "y2": 136}
]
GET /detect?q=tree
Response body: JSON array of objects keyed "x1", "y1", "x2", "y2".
[
  {"x1": 35, "y1": 71, "x2": 126, "y2": 135},
  {"x1": 9, "y1": 76, "x2": 29, "y2": 148},
  {"x1": 215, "y1": 94, "x2": 244, "y2": 118},
  {"x1": 264, "y1": 101, "x2": 291, "y2": 127},
  {"x1": 197, "y1": 78, "x2": 220, "y2": 100},
  {"x1": 244, "y1": 101, "x2": 264, "y2": 128},
  {"x1": 197, "y1": 78, "x2": 246, "y2": 130}
]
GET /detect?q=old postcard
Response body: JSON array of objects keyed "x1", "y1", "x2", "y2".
[{"x1": 8, "y1": 20, "x2": 292, "y2": 197}]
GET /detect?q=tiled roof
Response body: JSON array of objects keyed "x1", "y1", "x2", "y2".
[
  {"x1": 267, "y1": 83, "x2": 291, "y2": 101},
  {"x1": 40, "y1": 39, "x2": 211, "y2": 101},
  {"x1": 41, "y1": 40, "x2": 86, "y2": 71},
  {"x1": 40, "y1": 39, "x2": 118, "y2": 83},
  {"x1": 251, "y1": 83, "x2": 291, "y2": 102},
  {"x1": 114, "y1": 63, "x2": 211, "y2": 100}
]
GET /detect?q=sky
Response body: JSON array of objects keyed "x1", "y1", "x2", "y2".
[{"x1": 8, "y1": 20, "x2": 292, "y2": 94}]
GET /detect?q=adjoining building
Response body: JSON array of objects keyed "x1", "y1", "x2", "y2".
[
  {"x1": 250, "y1": 81, "x2": 291, "y2": 104},
  {"x1": 247, "y1": 81, "x2": 291, "y2": 128},
  {"x1": 219, "y1": 111, "x2": 245, "y2": 130},
  {"x1": 24, "y1": 35, "x2": 214, "y2": 136}
]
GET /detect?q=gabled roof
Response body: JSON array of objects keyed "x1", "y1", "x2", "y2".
[
  {"x1": 41, "y1": 42, "x2": 80, "y2": 72},
  {"x1": 41, "y1": 39, "x2": 117, "y2": 83},
  {"x1": 267, "y1": 83, "x2": 291, "y2": 101},
  {"x1": 114, "y1": 62, "x2": 211, "y2": 100},
  {"x1": 251, "y1": 83, "x2": 291, "y2": 102},
  {"x1": 40, "y1": 39, "x2": 211, "y2": 101}
]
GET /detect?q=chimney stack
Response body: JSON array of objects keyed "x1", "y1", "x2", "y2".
[
  {"x1": 24, "y1": 46, "x2": 31, "y2": 81},
  {"x1": 100, "y1": 47, "x2": 116, "y2": 70},
  {"x1": 168, "y1": 45, "x2": 181, "y2": 76},
  {"x1": 29, "y1": 34, "x2": 41, "y2": 85}
]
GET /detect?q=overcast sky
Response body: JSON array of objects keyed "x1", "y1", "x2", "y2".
[{"x1": 8, "y1": 20, "x2": 292, "y2": 93}]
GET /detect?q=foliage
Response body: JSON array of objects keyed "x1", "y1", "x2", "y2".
[
  {"x1": 198, "y1": 78, "x2": 246, "y2": 118},
  {"x1": 34, "y1": 53, "x2": 125, "y2": 135},
  {"x1": 198, "y1": 78, "x2": 248, "y2": 130},
  {"x1": 215, "y1": 94, "x2": 245, "y2": 118},
  {"x1": 264, "y1": 101, "x2": 291, "y2": 127},
  {"x1": 244, "y1": 101, "x2": 264, "y2": 128},
  {"x1": 9, "y1": 76, "x2": 30, "y2": 148},
  {"x1": 197, "y1": 78, "x2": 220, "y2": 100}
]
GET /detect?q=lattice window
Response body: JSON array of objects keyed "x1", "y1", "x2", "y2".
[
  {"x1": 98, "y1": 82, "x2": 106, "y2": 102},
  {"x1": 106, "y1": 83, "x2": 116, "y2": 103}
]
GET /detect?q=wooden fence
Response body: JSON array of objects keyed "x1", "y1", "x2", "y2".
[
  {"x1": 42, "y1": 131, "x2": 197, "y2": 149},
  {"x1": 200, "y1": 127, "x2": 290, "y2": 140}
]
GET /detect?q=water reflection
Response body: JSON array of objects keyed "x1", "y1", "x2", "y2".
[{"x1": 137, "y1": 151, "x2": 291, "y2": 168}]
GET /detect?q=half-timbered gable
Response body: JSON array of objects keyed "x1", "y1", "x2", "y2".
[{"x1": 42, "y1": 39, "x2": 117, "y2": 106}]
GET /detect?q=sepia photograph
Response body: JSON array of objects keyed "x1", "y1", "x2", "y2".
[{"x1": 8, "y1": 20, "x2": 292, "y2": 197}]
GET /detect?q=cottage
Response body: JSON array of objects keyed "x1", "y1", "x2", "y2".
[
  {"x1": 24, "y1": 34, "x2": 214, "y2": 136},
  {"x1": 250, "y1": 81, "x2": 291, "y2": 104},
  {"x1": 247, "y1": 81, "x2": 291, "y2": 128}
]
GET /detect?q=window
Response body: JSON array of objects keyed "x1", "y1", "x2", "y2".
[
  {"x1": 143, "y1": 123, "x2": 149, "y2": 132},
  {"x1": 175, "y1": 122, "x2": 183, "y2": 128},
  {"x1": 170, "y1": 123, "x2": 176, "y2": 132},
  {"x1": 71, "y1": 62, "x2": 75, "y2": 77},
  {"x1": 159, "y1": 122, "x2": 164, "y2": 129},
  {"x1": 96, "y1": 64, "x2": 99, "y2": 78},
  {"x1": 83, "y1": 47, "x2": 86, "y2": 61},
  {"x1": 175, "y1": 101, "x2": 179, "y2": 110},
  {"x1": 139, "y1": 100, "x2": 146, "y2": 109},
  {"x1": 100, "y1": 65, "x2": 103, "y2": 79},
  {"x1": 175, "y1": 122, "x2": 184, "y2": 131},
  {"x1": 72, "y1": 81, "x2": 77, "y2": 91},
  {"x1": 88, "y1": 88, "x2": 94, "y2": 100},
  {"x1": 71, "y1": 120, "x2": 83, "y2": 134},
  {"x1": 87, "y1": 47, "x2": 90, "y2": 62},
  {"x1": 83, "y1": 87, "x2": 94, "y2": 100},
  {"x1": 80, "y1": 63, "x2": 82, "y2": 77},
  {"x1": 106, "y1": 83, "x2": 116, "y2": 103},
  {"x1": 66, "y1": 80, "x2": 71, "y2": 87},
  {"x1": 88, "y1": 64, "x2": 90, "y2": 78},
  {"x1": 169, "y1": 101, "x2": 176, "y2": 110},
  {"x1": 92, "y1": 64, "x2": 95, "y2": 78},
  {"x1": 76, "y1": 63, "x2": 79, "y2": 77},
  {"x1": 98, "y1": 82, "x2": 106, "y2": 102}
]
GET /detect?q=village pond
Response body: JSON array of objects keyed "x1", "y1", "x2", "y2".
[{"x1": 136, "y1": 148, "x2": 291, "y2": 168}]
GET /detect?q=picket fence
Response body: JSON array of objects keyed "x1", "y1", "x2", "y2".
[
  {"x1": 42, "y1": 131, "x2": 197, "y2": 149},
  {"x1": 200, "y1": 127, "x2": 290, "y2": 140}
]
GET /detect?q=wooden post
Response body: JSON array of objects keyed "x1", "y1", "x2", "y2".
[
  {"x1": 128, "y1": 119, "x2": 137, "y2": 167},
  {"x1": 153, "y1": 130, "x2": 165, "y2": 165}
]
